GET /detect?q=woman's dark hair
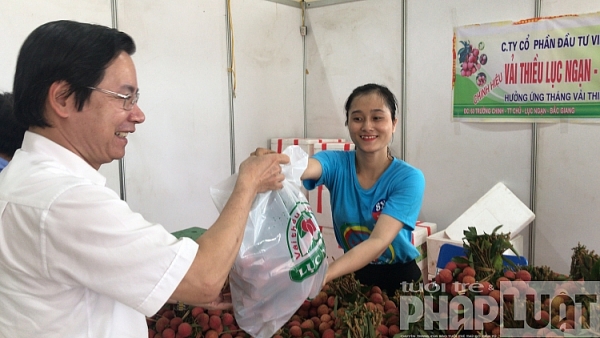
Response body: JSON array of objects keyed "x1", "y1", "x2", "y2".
[
  {"x1": 0, "y1": 92, "x2": 27, "y2": 158},
  {"x1": 13, "y1": 20, "x2": 136, "y2": 128},
  {"x1": 344, "y1": 83, "x2": 398, "y2": 126}
]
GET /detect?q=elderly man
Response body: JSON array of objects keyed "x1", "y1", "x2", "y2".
[{"x1": 0, "y1": 20, "x2": 288, "y2": 337}]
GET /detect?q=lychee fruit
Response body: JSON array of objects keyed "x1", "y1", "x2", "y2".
[{"x1": 438, "y1": 268, "x2": 453, "y2": 284}]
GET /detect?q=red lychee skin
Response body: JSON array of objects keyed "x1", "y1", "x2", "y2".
[
  {"x1": 321, "y1": 329, "x2": 335, "y2": 338},
  {"x1": 462, "y1": 275, "x2": 476, "y2": 285},
  {"x1": 170, "y1": 317, "x2": 183, "y2": 331},
  {"x1": 515, "y1": 269, "x2": 532, "y2": 282},
  {"x1": 369, "y1": 292, "x2": 384, "y2": 304},
  {"x1": 155, "y1": 317, "x2": 170, "y2": 333},
  {"x1": 535, "y1": 310, "x2": 550, "y2": 326},
  {"x1": 504, "y1": 270, "x2": 516, "y2": 280},
  {"x1": 445, "y1": 261, "x2": 458, "y2": 272},
  {"x1": 479, "y1": 281, "x2": 493, "y2": 295},
  {"x1": 289, "y1": 325, "x2": 302, "y2": 337},
  {"x1": 438, "y1": 268, "x2": 453, "y2": 284},
  {"x1": 204, "y1": 330, "x2": 219, "y2": 338},
  {"x1": 496, "y1": 276, "x2": 510, "y2": 289},
  {"x1": 191, "y1": 306, "x2": 204, "y2": 318},
  {"x1": 209, "y1": 315, "x2": 221, "y2": 330},
  {"x1": 195, "y1": 313, "x2": 209, "y2": 330},
  {"x1": 450, "y1": 282, "x2": 466, "y2": 297},
  {"x1": 222, "y1": 312, "x2": 235, "y2": 326},
  {"x1": 462, "y1": 266, "x2": 476, "y2": 277},
  {"x1": 161, "y1": 328, "x2": 176, "y2": 338},
  {"x1": 177, "y1": 322, "x2": 193, "y2": 338}
]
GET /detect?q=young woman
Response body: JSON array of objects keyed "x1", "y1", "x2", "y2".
[{"x1": 301, "y1": 83, "x2": 425, "y2": 294}]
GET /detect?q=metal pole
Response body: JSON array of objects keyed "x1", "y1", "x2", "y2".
[
  {"x1": 301, "y1": 1, "x2": 308, "y2": 138},
  {"x1": 111, "y1": 0, "x2": 127, "y2": 201},
  {"x1": 529, "y1": 0, "x2": 542, "y2": 265},
  {"x1": 226, "y1": 0, "x2": 237, "y2": 174},
  {"x1": 400, "y1": 0, "x2": 407, "y2": 160}
]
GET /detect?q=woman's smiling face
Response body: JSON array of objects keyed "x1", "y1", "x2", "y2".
[{"x1": 346, "y1": 92, "x2": 397, "y2": 154}]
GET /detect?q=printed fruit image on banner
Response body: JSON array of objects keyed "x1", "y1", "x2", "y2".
[
  {"x1": 452, "y1": 12, "x2": 600, "y2": 122},
  {"x1": 457, "y1": 40, "x2": 484, "y2": 79}
]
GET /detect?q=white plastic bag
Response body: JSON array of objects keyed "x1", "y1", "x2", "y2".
[{"x1": 210, "y1": 145, "x2": 328, "y2": 338}]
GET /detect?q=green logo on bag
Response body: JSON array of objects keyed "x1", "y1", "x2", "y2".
[{"x1": 286, "y1": 201, "x2": 326, "y2": 282}]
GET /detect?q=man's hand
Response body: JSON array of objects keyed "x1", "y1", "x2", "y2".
[
  {"x1": 168, "y1": 291, "x2": 233, "y2": 310},
  {"x1": 250, "y1": 147, "x2": 276, "y2": 156},
  {"x1": 238, "y1": 151, "x2": 289, "y2": 193},
  {"x1": 192, "y1": 291, "x2": 233, "y2": 310}
]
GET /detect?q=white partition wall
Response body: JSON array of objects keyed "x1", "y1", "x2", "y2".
[
  {"x1": 305, "y1": 0, "x2": 404, "y2": 141},
  {"x1": 115, "y1": 1, "x2": 232, "y2": 231},
  {"x1": 403, "y1": 0, "x2": 536, "y2": 261},
  {"x1": 115, "y1": 0, "x2": 303, "y2": 231},
  {"x1": 535, "y1": 1, "x2": 600, "y2": 273},
  {"x1": 229, "y1": 0, "x2": 305, "y2": 156},
  {"x1": 0, "y1": 0, "x2": 112, "y2": 86}
]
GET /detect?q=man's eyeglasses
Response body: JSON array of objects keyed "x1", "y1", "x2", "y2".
[{"x1": 87, "y1": 87, "x2": 139, "y2": 111}]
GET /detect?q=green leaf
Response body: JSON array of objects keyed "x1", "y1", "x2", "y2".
[
  {"x1": 453, "y1": 256, "x2": 470, "y2": 265},
  {"x1": 333, "y1": 296, "x2": 338, "y2": 312},
  {"x1": 418, "y1": 328, "x2": 430, "y2": 337},
  {"x1": 590, "y1": 260, "x2": 600, "y2": 280},
  {"x1": 506, "y1": 242, "x2": 520, "y2": 257},
  {"x1": 502, "y1": 256, "x2": 517, "y2": 270},
  {"x1": 482, "y1": 240, "x2": 491, "y2": 250},
  {"x1": 492, "y1": 224, "x2": 504, "y2": 234},
  {"x1": 366, "y1": 317, "x2": 375, "y2": 337},
  {"x1": 493, "y1": 255, "x2": 503, "y2": 271}
]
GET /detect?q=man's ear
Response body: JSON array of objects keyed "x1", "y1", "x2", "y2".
[{"x1": 47, "y1": 81, "x2": 73, "y2": 118}]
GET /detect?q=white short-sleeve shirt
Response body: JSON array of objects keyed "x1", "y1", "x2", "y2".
[{"x1": 0, "y1": 132, "x2": 199, "y2": 338}]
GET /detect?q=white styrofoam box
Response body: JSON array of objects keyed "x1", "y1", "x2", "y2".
[
  {"x1": 308, "y1": 185, "x2": 332, "y2": 228},
  {"x1": 444, "y1": 182, "x2": 535, "y2": 241},
  {"x1": 321, "y1": 226, "x2": 344, "y2": 263},
  {"x1": 427, "y1": 182, "x2": 532, "y2": 276},
  {"x1": 313, "y1": 141, "x2": 355, "y2": 154},
  {"x1": 269, "y1": 138, "x2": 346, "y2": 155},
  {"x1": 412, "y1": 222, "x2": 437, "y2": 248},
  {"x1": 412, "y1": 222, "x2": 437, "y2": 280},
  {"x1": 269, "y1": 138, "x2": 345, "y2": 199},
  {"x1": 416, "y1": 247, "x2": 427, "y2": 280}
]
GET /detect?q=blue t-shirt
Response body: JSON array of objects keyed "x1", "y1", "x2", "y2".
[
  {"x1": 0, "y1": 157, "x2": 8, "y2": 173},
  {"x1": 303, "y1": 150, "x2": 425, "y2": 265}
]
